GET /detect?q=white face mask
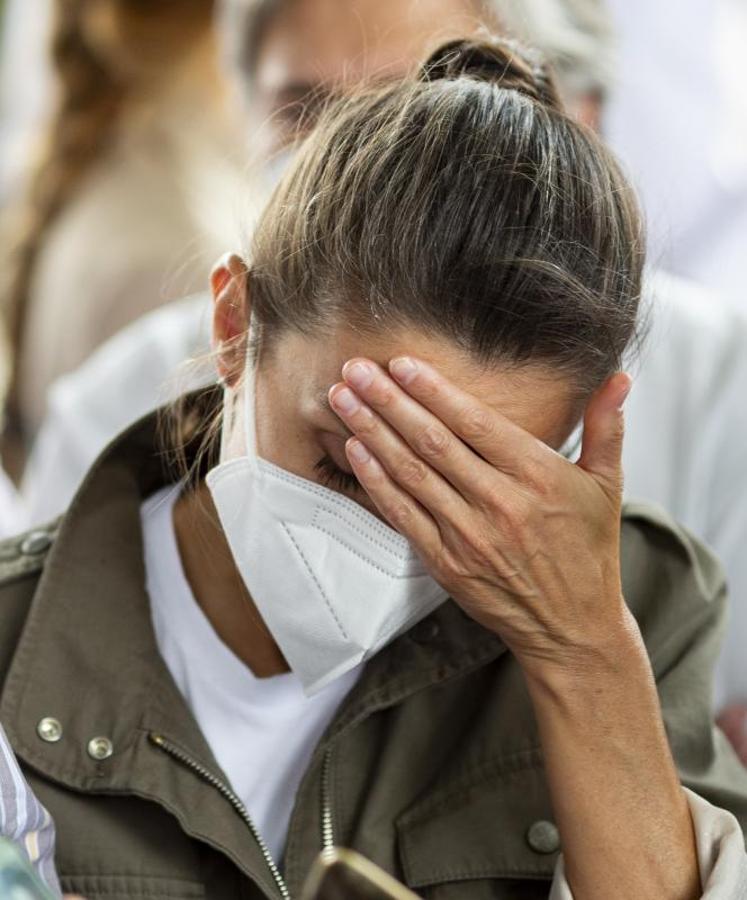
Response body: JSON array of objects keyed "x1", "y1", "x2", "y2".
[{"x1": 206, "y1": 357, "x2": 449, "y2": 695}]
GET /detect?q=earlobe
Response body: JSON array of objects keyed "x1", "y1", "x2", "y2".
[{"x1": 211, "y1": 253, "x2": 251, "y2": 387}]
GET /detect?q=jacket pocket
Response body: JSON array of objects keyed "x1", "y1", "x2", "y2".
[
  {"x1": 396, "y1": 748, "x2": 558, "y2": 897},
  {"x1": 59, "y1": 873, "x2": 206, "y2": 899}
]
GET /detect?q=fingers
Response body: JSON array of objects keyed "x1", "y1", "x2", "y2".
[
  {"x1": 344, "y1": 437, "x2": 443, "y2": 551},
  {"x1": 385, "y1": 356, "x2": 550, "y2": 476},
  {"x1": 336, "y1": 358, "x2": 521, "y2": 489},
  {"x1": 577, "y1": 373, "x2": 632, "y2": 490},
  {"x1": 331, "y1": 356, "x2": 505, "y2": 498},
  {"x1": 328, "y1": 379, "x2": 471, "y2": 516}
]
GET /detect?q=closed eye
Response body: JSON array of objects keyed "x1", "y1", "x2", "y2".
[{"x1": 313, "y1": 454, "x2": 362, "y2": 494}]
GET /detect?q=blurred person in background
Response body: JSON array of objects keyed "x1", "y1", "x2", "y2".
[
  {"x1": 0, "y1": 325, "x2": 19, "y2": 538},
  {"x1": 17, "y1": 0, "x2": 747, "y2": 761},
  {"x1": 0, "y1": 0, "x2": 54, "y2": 209},
  {"x1": 0, "y1": 0, "x2": 244, "y2": 473},
  {"x1": 605, "y1": 0, "x2": 747, "y2": 315},
  {"x1": 1, "y1": 32, "x2": 747, "y2": 897}
]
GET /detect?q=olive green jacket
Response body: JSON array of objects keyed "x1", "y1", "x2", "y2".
[{"x1": 0, "y1": 402, "x2": 746, "y2": 900}]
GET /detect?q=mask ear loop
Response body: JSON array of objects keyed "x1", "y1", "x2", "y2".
[
  {"x1": 217, "y1": 316, "x2": 258, "y2": 463},
  {"x1": 242, "y1": 317, "x2": 258, "y2": 460}
]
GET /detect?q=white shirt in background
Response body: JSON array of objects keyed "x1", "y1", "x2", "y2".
[
  {"x1": 0, "y1": 0, "x2": 54, "y2": 206},
  {"x1": 140, "y1": 484, "x2": 362, "y2": 864},
  {"x1": 21, "y1": 271, "x2": 747, "y2": 709},
  {"x1": 623, "y1": 271, "x2": 747, "y2": 709},
  {"x1": 605, "y1": 0, "x2": 747, "y2": 315},
  {"x1": 0, "y1": 466, "x2": 20, "y2": 540}
]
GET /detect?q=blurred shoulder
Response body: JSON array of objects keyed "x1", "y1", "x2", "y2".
[{"x1": 644, "y1": 269, "x2": 747, "y2": 350}]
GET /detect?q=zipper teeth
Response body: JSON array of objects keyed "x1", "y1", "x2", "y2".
[
  {"x1": 149, "y1": 733, "x2": 291, "y2": 900},
  {"x1": 320, "y1": 748, "x2": 335, "y2": 855}
]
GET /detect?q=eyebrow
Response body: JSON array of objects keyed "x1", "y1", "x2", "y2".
[{"x1": 314, "y1": 387, "x2": 335, "y2": 416}]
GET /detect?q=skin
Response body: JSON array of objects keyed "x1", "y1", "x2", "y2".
[
  {"x1": 246, "y1": 0, "x2": 598, "y2": 158},
  {"x1": 172, "y1": 255, "x2": 700, "y2": 900},
  {"x1": 248, "y1": 0, "x2": 491, "y2": 155},
  {"x1": 175, "y1": 2, "x2": 701, "y2": 898}
]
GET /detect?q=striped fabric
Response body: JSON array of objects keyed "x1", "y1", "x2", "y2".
[{"x1": 0, "y1": 722, "x2": 61, "y2": 897}]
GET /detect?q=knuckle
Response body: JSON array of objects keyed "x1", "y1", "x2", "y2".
[
  {"x1": 458, "y1": 406, "x2": 494, "y2": 442},
  {"x1": 373, "y1": 383, "x2": 395, "y2": 407},
  {"x1": 432, "y1": 549, "x2": 464, "y2": 582},
  {"x1": 503, "y1": 497, "x2": 532, "y2": 531},
  {"x1": 523, "y1": 454, "x2": 552, "y2": 492},
  {"x1": 398, "y1": 456, "x2": 430, "y2": 487},
  {"x1": 355, "y1": 411, "x2": 378, "y2": 438},
  {"x1": 465, "y1": 532, "x2": 494, "y2": 565},
  {"x1": 416, "y1": 377, "x2": 442, "y2": 403},
  {"x1": 414, "y1": 425, "x2": 450, "y2": 460},
  {"x1": 481, "y1": 483, "x2": 506, "y2": 512},
  {"x1": 385, "y1": 501, "x2": 413, "y2": 530}
]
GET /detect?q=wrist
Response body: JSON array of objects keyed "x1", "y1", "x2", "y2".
[{"x1": 519, "y1": 603, "x2": 650, "y2": 706}]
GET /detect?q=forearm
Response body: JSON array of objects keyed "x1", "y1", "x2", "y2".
[{"x1": 523, "y1": 606, "x2": 700, "y2": 900}]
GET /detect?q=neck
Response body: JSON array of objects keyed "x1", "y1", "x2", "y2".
[{"x1": 173, "y1": 482, "x2": 290, "y2": 678}]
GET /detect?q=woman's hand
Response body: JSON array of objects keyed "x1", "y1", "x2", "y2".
[
  {"x1": 328, "y1": 355, "x2": 633, "y2": 677},
  {"x1": 330, "y1": 357, "x2": 702, "y2": 900}
]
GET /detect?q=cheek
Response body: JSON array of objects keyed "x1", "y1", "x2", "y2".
[
  {"x1": 255, "y1": 389, "x2": 312, "y2": 473},
  {"x1": 254, "y1": 370, "x2": 342, "y2": 484}
]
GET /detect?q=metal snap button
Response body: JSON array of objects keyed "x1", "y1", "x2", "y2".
[
  {"x1": 37, "y1": 717, "x2": 63, "y2": 743},
  {"x1": 526, "y1": 820, "x2": 560, "y2": 854},
  {"x1": 410, "y1": 619, "x2": 440, "y2": 643},
  {"x1": 20, "y1": 531, "x2": 53, "y2": 556},
  {"x1": 87, "y1": 736, "x2": 114, "y2": 761}
]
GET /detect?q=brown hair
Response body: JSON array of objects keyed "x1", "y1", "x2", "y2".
[
  {"x1": 0, "y1": 0, "x2": 215, "y2": 439},
  {"x1": 173, "y1": 35, "x2": 644, "y2": 477},
  {"x1": 248, "y1": 35, "x2": 644, "y2": 389}
]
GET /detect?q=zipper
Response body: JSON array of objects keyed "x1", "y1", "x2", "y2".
[
  {"x1": 149, "y1": 733, "x2": 291, "y2": 900},
  {"x1": 320, "y1": 747, "x2": 335, "y2": 857}
]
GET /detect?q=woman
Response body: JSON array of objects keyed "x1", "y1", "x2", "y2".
[
  {"x1": 0, "y1": 0, "x2": 240, "y2": 465},
  {"x1": 0, "y1": 36, "x2": 745, "y2": 900}
]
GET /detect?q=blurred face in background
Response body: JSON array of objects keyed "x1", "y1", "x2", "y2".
[
  {"x1": 233, "y1": 0, "x2": 492, "y2": 156},
  {"x1": 223, "y1": 0, "x2": 601, "y2": 162}
]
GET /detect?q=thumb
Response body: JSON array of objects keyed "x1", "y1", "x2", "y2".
[{"x1": 577, "y1": 373, "x2": 632, "y2": 490}]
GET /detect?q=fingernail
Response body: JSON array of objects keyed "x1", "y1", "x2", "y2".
[
  {"x1": 331, "y1": 387, "x2": 360, "y2": 415},
  {"x1": 347, "y1": 439, "x2": 371, "y2": 463},
  {"x1": 343, "y1": 361, "x2": 374, "y2": 390},
  {"x1": 389, "y1": 356, "x2": 418, "y2": 384}
]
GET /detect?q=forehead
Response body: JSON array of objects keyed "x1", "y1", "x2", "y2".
[
  {"x1": 264, "y1": 325, "x2": 583, "y2": 449},
  {"x1": 253, "y1": 0, "x2": 488, "y2": 92}
]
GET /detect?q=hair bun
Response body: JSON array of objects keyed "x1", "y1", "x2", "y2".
[{"x1": 419, "y1": 37, "x2": 562, "y2": 112}]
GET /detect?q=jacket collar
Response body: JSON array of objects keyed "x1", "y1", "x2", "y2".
[{"x1": 1, "y1": 389, "x2": 506, "y2": 795}]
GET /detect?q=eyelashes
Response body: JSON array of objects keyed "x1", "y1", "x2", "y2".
[{"x1": 313, "y1": 454, "x2": 362, "y2": 493}]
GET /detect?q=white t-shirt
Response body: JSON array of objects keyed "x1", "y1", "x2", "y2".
[
  {"x1": 140, "y1": 484, "x2": 361, "y2": 863},
  {"x1": 139, "y1": 483, "x2": 747, "y2": 898}
]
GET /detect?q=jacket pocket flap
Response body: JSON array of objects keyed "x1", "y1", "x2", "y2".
[{"x1": 396, "y1": 750, "x2": 559, "y2": 889}]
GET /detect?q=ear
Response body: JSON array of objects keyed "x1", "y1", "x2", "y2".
[
  {"x1": 572, "y1": 93, "x2": 602, "y2": 131},
  {"x1": 211, "y1": 253, "x2": 251, "y2": 387}
]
